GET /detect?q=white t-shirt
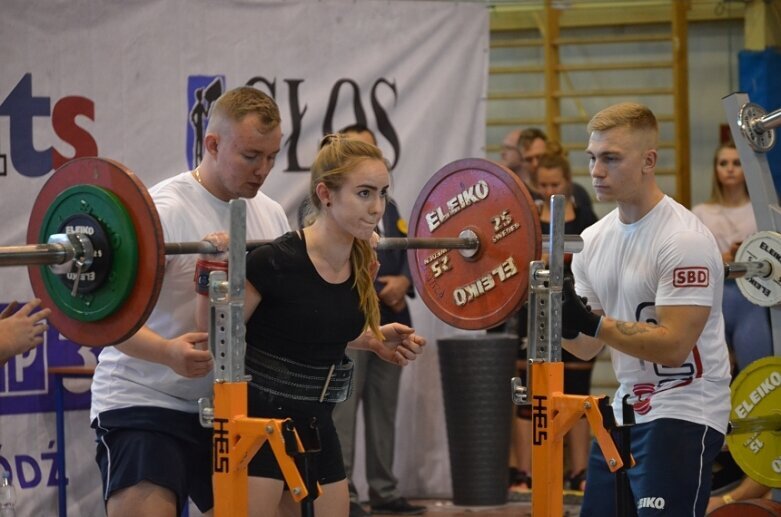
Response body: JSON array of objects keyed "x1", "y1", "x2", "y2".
[
  {"x1": 691, "y1": 201, "x2": 756, "y2": 254},
  {"x1": 90, "y1": 172, "x2": 290, "y2": 418},
  {"x1": 571, "y1": 196, "x2": 731, "y2": 434}
]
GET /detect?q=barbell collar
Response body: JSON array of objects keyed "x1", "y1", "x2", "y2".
[{"x1": 725, "y1": 260, "x2": 772, "y2": 280}]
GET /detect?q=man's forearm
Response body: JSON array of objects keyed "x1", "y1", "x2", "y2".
[
  {"x1": 596, "y1": 318, "x2": 692, "y2": 367},
  {"x1": 116, "y1": 326, "x2": 171, "y2": 365}
]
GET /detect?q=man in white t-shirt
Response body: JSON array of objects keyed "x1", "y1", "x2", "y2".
[
  {"x1": 90, "y1": 87, "x2": 290, "y2": 517},
  {"x1": 563, "y1": 102, "x2": 731, "y2": 517}
]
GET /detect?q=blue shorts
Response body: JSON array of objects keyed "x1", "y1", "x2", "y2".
[
  {"x1": 580, "y1": 418, "x2": 723, "y2": 517},
  {"x1": 92, "y1": 407, "x2": 214, "y2": 514}
]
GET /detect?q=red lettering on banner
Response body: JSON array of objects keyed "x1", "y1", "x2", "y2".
[{"x1": 673, "y1": 267, "x2": 709, "y2": 287}]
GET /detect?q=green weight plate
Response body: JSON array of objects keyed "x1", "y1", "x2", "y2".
[
  {"x1": 28, "y1": 157, "x2": 165, "y2": 347},
  {"x1": 725, "y1": 356, "x2": 781, "y2": 488},
  {"x1": 38, "y1": 184, "x2": 138, "y2": 321}
]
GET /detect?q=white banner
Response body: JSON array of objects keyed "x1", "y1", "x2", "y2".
[{"x1": 0, "y1": 0, "x2": 488, "y2": 514}]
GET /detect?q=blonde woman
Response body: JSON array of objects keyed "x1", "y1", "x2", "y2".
[{"x1": 197, "y1": 135, "x2": 425, "y2": 517}]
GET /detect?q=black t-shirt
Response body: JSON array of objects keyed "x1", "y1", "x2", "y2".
[{"x1": 245, "y1": 231, "x2": 365, "y2": 367}]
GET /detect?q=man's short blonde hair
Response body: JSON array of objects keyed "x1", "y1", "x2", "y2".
[
  {"x1": 587, "y1": 102, "x2": 658, "y2": 137},
  {"x1": 206, "y1": 86, "x2": 280, "y2": 133}
]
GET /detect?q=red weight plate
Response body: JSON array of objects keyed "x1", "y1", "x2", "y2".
[
  {"x1": 707, "y1": 500, "x2": 781, "y2": 517},
  {"x1": 27, "y1": 157, "x2": 165, "y2": 347},
  {"x1": 407, "y1": 158, "x2": 541, "y2": 330}
]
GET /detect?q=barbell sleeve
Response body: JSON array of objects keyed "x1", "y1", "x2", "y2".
[
  {"x1": 724, "y1": 260, "x2": 772, "y2": 280},
  {"x1": 0, "y1": 244, "x2": 73, "y2": 267}
]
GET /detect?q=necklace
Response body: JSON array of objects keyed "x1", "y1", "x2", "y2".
[{"x1": 193, "y1": 166, "x2": 203, "y2": 185}]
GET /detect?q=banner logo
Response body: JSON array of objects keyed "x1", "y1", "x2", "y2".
[
  {"x1": 0, "y1": 74, "x2": 97, "y2": 177},
  {"x1": 186, "y1": 76, "x2": 225, "y2": 169}
]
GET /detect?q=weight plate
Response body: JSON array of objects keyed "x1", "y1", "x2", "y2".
[
  {"x1": 38, "y1": 186, "x2": 137, "y2": 320},
  {"x1": 407, "y1": 158, "x2": 541, "y2": 330},
  {"x1": 734, "y1": 231, "x2": 781, "y2": 307},
  {"x1": 738, "y1": 102, "x2": 776, "y2": 153},
  {"x1": 28, "y1": 157, "x2": 165, "y2": 347},
  {"x1": 725, "y1": 356, "x2": 781, "y2": 488},
  {"x1": 708, "y1": 499, "x2": 781, "y2": 516}
]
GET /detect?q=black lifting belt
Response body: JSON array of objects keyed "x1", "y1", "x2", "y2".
[{"x1": 246, "y1": 349, "x2": 354, "y2": 403}]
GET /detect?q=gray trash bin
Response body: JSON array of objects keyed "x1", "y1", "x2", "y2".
[{"x1": 438, "y1": 334, "x2": 518, "y2": 506}]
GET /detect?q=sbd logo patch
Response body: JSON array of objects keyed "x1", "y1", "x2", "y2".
[{"x1": 673, "y1": 267, "x2": 709, "y2": 287}]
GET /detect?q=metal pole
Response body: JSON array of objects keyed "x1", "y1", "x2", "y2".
[{"x1": 724, "y1": 93, "x2": 781, "y2": 356}]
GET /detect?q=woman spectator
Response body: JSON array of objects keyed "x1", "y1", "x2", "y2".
[{"x1": 692, "y1": 142, "x2": 773, "y2": 373}]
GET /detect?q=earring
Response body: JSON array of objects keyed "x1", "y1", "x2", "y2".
[{"x1": 326, "y1": 202, "x2": 331, "y2": 207}]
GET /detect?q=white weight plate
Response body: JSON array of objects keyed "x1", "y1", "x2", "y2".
[{"x1": 735, "y1": 231, "x2": 781, "y2": 307}]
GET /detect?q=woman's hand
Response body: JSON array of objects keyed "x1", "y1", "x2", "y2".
[{"x1": 369, "y1": 323, "x2": 426, "y2": 366}]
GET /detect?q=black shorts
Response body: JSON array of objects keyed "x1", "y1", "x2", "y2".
[
  {"x1": 92, "y1": 407, "x2": 213, "y2": 514},
  {"x1": 247, "y1": 388, "x2": 346, "y2": 486}
]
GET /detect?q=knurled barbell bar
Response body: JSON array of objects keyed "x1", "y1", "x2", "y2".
[
  {"x1": 1, "y1": 233, "x2": 584, "y2": 266},
  {"x1": 0, "y1": 233, "x2": 585, "y2": 266},
  {"x1": 11, "y1": 156, "x2": 590, "y2": 346}
]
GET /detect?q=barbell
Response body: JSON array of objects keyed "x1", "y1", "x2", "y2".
[
  {"x1": 10, "y1": 156, "x2": 588, "y2": 346},
  {"x1": 7, "y1": 156, "x2": 781, "y2": 346}
]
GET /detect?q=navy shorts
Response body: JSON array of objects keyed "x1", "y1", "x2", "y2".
[
  {"x1": 92, "y1": 407, "x2": 214, "y2": 514},
  {"x1": 580, "y1": 418, "x2": 724, "y2": 517},
  {"x1": 247, "y1": 388, "x2": 346, "y2": 486}
]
